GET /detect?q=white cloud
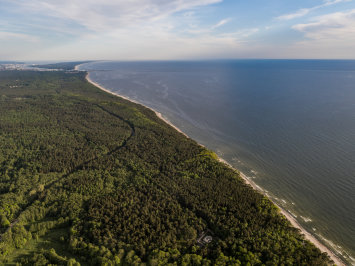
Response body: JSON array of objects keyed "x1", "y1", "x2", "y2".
[
  {"x1": 0, "y1": 31, "x2": 38, "y2": 42},
  {"x1": 3, "y1": 0, "x2": 265, "y2": 60},
  {"x1": 276, "y1": 0, "x2": 351, "y2": 20},
  {"x1": 292, "y1": 9, "x2": 355, "y2": 40},
  {"x1": 5, "y1": 0, "x2": 352, "y2": 60},
  {"x1": 20, "y1": 16, "x2": 261, "y2": 61},
  {"x1": 221, "y1": 28, "x2": 260, "y2": 39},
  {"x1": 289, "y1": 9, "x2": 355, "y2": 58},
  {"x1": 212, "y1": 18, "x2": 231, "y2": 29},
  {"x1": 25, "y1": 27, "x2": 246, "y2": 61},
  {"x1": 184, "y1": 18, "x2": 231, "y2": 34},
  {"x1": 277, "y1": 9, "x2": 311, "y2": 21},
  {"x1": 8, "y1": 0, "x2": 222, "y2": 32}
]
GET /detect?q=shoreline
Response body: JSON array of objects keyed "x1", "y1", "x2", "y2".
[
  {"x1": 81, "y1": 68, "x2": 344, "y2": 266},
  {"x1": 85, "y1": 73, "x2": 188, "y2": 138}
]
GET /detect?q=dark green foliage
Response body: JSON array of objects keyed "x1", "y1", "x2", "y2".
[{"x1": 0, "y1": 70, "x2": 332, "y2": 265}]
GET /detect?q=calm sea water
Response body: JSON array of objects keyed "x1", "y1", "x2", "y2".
[{"x1": 79, "y1": 60, "x2": 355, "y2": 264}]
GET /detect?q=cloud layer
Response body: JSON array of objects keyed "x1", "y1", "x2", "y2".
[
  {"x1": 277, "y1": 0, "x2": 350, "y2": 20},
  {"x1": 2, "y1": 0, "x2": 261, "y2": 60},
  {"x1": 290, "y1": 9, "x2": 355, "y2": 58},
  {"x1": 10, "y1": 0, "x2": 222, "y2": 31},
  {"x1": 1, "y1": 0, "x2": 354, "y2": 60}
]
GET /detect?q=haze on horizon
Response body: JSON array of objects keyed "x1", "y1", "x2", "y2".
[{"x1": 0, "y1": 0, "x2": 355, "y2": 61}]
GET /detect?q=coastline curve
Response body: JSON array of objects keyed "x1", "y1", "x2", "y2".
[{"x1": 80, "y1": 66, "x2": 345, "y2": 266}]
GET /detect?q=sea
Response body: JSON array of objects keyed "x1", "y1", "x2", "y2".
[{"x1": 78, "y1": 60, "x2": 355, "y2": 265}]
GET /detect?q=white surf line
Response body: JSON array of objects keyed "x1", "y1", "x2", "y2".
[{"x1": 82, "y1": 68, "x2": 345, "y2": 266}]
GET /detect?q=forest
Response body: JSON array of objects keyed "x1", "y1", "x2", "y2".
[
  {"x1": 0, "y1": 69, "x2": 332, "y2": 265},
  {"x1": 32, "y1": 61, "x2": 93, "y2": 71}
]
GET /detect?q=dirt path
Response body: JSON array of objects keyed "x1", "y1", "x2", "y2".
[{"x1": 0, "y1": 101, "x2": 135, "y2": 242}]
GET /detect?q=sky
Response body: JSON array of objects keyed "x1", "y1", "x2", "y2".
[{"x1": 0, "y1": 0, "x2": 354, "y2": 60}]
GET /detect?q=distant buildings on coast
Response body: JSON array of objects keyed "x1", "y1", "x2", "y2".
[
  {"x1": 0, "y1": 63, "x2": 25, "y2": 70},
  {"x1": 0, "y1": 63, "x2": 80, "y2": 73}
]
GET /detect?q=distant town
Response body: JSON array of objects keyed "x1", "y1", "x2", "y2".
[
  {"x1": 0, "y1": 62, "x2": 81, "y2": 72},
  {"x1": 0, "y1": 63, "x2": 27, "y2": 71}
]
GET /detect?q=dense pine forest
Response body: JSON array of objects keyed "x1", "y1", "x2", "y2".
[
  {"x1": 33, "y1": 61, "x2": 93, "y2": 71},
  {"x1": 0, "y1": 69, "x2": 332, "y2": 265}
]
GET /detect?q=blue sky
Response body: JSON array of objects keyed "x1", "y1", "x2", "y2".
[{"x1": 0, "y1": 0, "x2": 354, "y2": 60}]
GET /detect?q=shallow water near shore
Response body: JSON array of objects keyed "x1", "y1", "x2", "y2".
[{"x1": 79, "y1": 60, "x2": 355, "y2": 265}]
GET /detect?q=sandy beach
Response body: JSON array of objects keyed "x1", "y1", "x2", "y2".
[
  {"x1": 82, "y1": 68, "x2": 344, "y2": 266},
  {"x1": 84, "y1": 73, "x2": 188, "y2": 138}
]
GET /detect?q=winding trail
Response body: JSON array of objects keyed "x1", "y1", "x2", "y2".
[
  {"x1": 42, "y1": 102, "x2": 135, "y2": 189},
  {"x1": 84, "y1": 70, "x2": 345, "y2": 266},
  {"x1": 0, "y1": 101, "x2": 135, "y2": 242}
]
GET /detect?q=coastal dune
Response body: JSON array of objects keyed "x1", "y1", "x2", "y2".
[{"x1": 83, "y1": 70, "x2": 344, "y2": 266}]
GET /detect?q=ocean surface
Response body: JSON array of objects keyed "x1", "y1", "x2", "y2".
[{"x1": 79, "y1": 60, "x2": 355, "y2": 265}]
